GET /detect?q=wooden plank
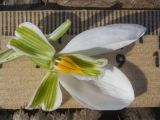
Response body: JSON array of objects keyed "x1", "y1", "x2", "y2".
[{"x1": 0, "y1": 10, "x2": 160, "y2": 109}]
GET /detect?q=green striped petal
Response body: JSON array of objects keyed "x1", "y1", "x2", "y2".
[
  {"x1": 70, "y1": 54, "x2": 107, "y2": 80},
  {"x1": 10, "y1": 38, "x2": 52, "y2": 60},
  {"x1": 48, "y1": 20, "x2": 71, "y2": 42},
  {"x1": 67, "y1": 54, "x2": 108, "y2": 68},
  {"x1": 67, "y1": 55, "x2": 106, "y2": 68},
  {"x1": 0, "y1": 49, "x2": 22, "y2": 64},
  {"x1": 26, "y1": 71, "x2": 62, "y2": 111},
  {"x1": 17, "y1": 22, "x2": 52, "y2": 47},
  {"x1": 9, "y1": 22, "x2": 55, "y2": 61}
]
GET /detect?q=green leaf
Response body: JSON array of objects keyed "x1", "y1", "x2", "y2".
[
  {"x1": 0, "y1": 49, "x2": 22, "y2": 64},
  {"x1": 48, "y1": 19, "x2": 71, "y2": 42},
  {"x1": 27, "y1": 71, "x2": 60, "y2": 111}
]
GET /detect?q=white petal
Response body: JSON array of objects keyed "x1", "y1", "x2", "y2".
[
  {"x1": 60, "y1": 65, "x2": 134, "y2": 110},
  {"x1": 60, "y1": 24, "x2": 146, "y2": 56}
]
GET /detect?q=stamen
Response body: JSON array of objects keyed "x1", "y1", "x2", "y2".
[
  {"x1": 55, "y1": 56, "x2": 83, "y2": 74},
  {"x1": 55, "y1": 60, "x2": 60, "y2": 63},
  {"x1": 55, "y1": 55, "x2": 105, "y2": 79}
]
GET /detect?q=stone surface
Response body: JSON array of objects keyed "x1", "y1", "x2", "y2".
[
  {"x1": 47, "y1": 0, "x2": 160, "y2": 8},
  {"x1": 1, "y1": 0, "x2": 160, "y2": 8},
  {"x1": 2, "y1": 0, "x2": 40, "y2": 5}
]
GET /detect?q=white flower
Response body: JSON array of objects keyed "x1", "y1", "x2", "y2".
[{"x1": 0, "y1": 20, "x2": 146, "y2": 111}]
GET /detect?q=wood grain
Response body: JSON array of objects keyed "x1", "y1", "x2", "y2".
[{"x1": 0, "y1": 10, "x2": 160, "y2": 109}]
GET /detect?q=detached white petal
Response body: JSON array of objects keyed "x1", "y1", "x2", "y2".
[
  {"x1": 60, "y1": 24, "x2": 146, "y2": 56},
  {"x1": 60, "y1": 65, "x2": 134, "y2": 110}
]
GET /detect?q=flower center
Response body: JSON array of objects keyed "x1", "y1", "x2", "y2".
[
  {"x1": 54, "y1": 56, "x2": 84, "y2": 74},
  {"x1": 54, "y1": 55, "x2": 106, "y2": 80}
]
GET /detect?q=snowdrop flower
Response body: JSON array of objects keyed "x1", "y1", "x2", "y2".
[{"x1": 0, "y1": 20, "x2": 146, "y2": 111}]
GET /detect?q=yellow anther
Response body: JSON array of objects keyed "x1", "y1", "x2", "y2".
[{"x1": 56, "y1": 56, "x2": 83, "y2": 74}]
